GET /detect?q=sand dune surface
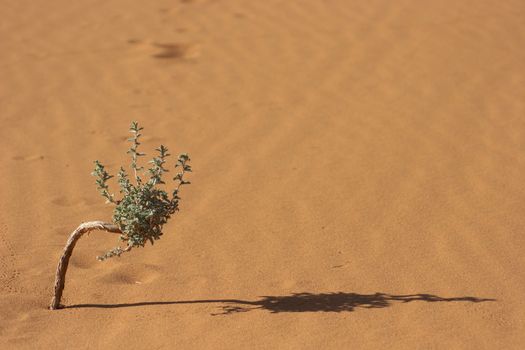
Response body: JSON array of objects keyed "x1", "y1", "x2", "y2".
[{"x1": 1, "y1": 0, "x2": 525, "y2": 348}]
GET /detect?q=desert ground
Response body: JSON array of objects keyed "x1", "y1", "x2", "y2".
[{"x1": 1, "y1": 0, "x2": 525, "y2": 348}]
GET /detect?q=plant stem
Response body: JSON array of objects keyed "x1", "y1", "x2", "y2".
[{"x1": 50, "y1": 221, "x2": 121, "y2": 310}]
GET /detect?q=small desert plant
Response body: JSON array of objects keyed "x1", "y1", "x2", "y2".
[{"x1": 50, "y1": 122, "x2": 191, "y2": 310}]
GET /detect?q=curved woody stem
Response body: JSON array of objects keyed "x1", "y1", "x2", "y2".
[{"x1": 50, "y1": 221, "x2": 121, "y2": 310}]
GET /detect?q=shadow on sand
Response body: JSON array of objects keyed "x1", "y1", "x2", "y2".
[{"x1": 67, "y1": 292, "x2": 495, "y2": 315}]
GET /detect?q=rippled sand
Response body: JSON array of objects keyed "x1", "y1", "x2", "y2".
[{"x1": 1, "y1": 0, "x2": 524, "y2": 348}]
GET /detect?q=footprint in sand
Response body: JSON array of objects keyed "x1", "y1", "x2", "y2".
[
  {"x1": 126, "y1": 39, "x2": 200, "y2": 61},
  {"x1": 151, "y1": 43, "x2": 200, "y2": 60},
  {"x1": 0, "y1": 224, "x2": 21, "y2": 294},
  {"x1": 69, "y1": 250, "x2": 102, "y2": 269},
  {"x1": 12, "y1": 155, "x2": 45, "y2": 161},
  {"x1": 98, "y1": 264, "x2": 162, "y2": 285},
  {"x1": 51, "y1": 196, "x2": 99, "y2": 207}
]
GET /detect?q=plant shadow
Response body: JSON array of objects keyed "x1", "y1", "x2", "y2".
[{"x1": 67, "y1": 292, "x2": 495, "y2": 315}]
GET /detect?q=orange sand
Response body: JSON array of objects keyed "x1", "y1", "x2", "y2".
[{"x1": 1, "y1": 0, "x2": 525, "y2": 348}]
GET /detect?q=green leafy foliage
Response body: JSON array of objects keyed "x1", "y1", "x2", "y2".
[{"x1": 92, "y1": 122, "x2": 191, "y2": 260}]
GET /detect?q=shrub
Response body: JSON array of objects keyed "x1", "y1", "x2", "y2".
[{"x1": 50, "y1": 122, "x2": 191, "y2": 309}]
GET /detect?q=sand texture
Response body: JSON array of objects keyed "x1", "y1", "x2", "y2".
[{"x1": 1, "y1": 0, "x2": 525, "y2": 348}]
